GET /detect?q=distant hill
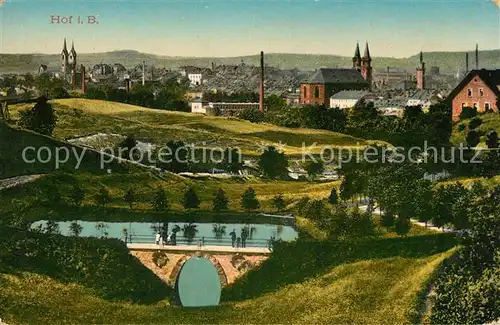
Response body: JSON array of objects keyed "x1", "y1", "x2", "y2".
[{"x1": 1, "y1": 49, "x2": 499, "y2": 74}]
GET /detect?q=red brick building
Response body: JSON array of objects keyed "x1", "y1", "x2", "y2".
[
  {"x1": 446, "y1": 69, "x2": 500, "y2": 120},
  {"x1": 299, "y1": 68, "x2": 369, "y2": 107}
]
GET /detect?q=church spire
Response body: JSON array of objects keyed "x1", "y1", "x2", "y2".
[
  {"x1": 62, "y1": 38, "x2": 68, "y2": 55},
  {"x1": 354, "y1": 42, "x2": 361, "y2": 60},
  {"x1": 363, "y1": 42, "x2": 371, "y2": 61}
]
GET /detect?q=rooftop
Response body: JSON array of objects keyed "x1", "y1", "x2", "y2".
[
  {"x1": 301, "y1": 68, "x2": 368, "y2": 85},
  {"x1": 330, "y1": 90, "x2": 370, "y2": 100}
]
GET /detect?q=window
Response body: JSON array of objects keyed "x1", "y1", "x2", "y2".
[
  {"x1": 303, "y1": 86, "x2": 307, "y2": 98},
  {"x1": 468, "y1": 88, "x2": 473, "y2": 97},
  {"x1": 314, "y1": 86, "x2": 320, "y2": 99},
  {"x1": 485, "y1": 102, "x2": 490, "y2": 110},
  {"x1": 473, "y1": 103, "x2": 478, "y2": 109},
  {"x1": 462, "y1": 103, "x2": 466, "y2": 108},
  {"x1": 479, "y1": 88, "x2": 484, "y2": 97}
]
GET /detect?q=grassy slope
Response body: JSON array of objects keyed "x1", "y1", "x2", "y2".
[
  {"x1": 451, "y1": 112, "x2": 500, "y2": 146},
  {"x1": 0, "y1": 121, "x2": 137, "y2": 179},
  {"x1": 0, "y1": 235, "x2": 456, "y2": 325},
  {"x1": 10, "y1": 98, "x2": 381, "y2": 156}
]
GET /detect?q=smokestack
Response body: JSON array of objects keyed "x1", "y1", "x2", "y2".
[
  {"x1": 475, "y1": 44, "x2": 479, "y2": 69},
  {"x1": 259, "y1": 51, "x2": 264, "y2": 112},
  {"x1": 81, "y1": 65, "x2": 86, "y2": 94},
  {"x1": 465, "y1": 52, "x2": 469, "y2": 75},
  {"x1": 125, "y1": 78, "x2": 130, "y2": 92},
  {"x1": 142, "y1": 61, "x2": 145, "y2": 86},
  {"x1": 72, "y1": 69, "x2": 76, "y2": 89}
]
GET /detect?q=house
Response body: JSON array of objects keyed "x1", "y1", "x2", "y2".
[
  {"x1": 299, "y1": 68, "x2": 369, "y2": 107},
  {"x1": 284, "y1": 92, "x2": 300, "y2": 105},
  {"x1": 189, "y1": 97, "x2": 208, "y2": 114},
  {"x1": 445, "y1": 69, "x2": 500, "y2": 120},
  {"x1": 329, "y1": 90, "x2": 370, "y2": 109},
  {"x1": 188, "y1": 73, "x2": 203, "y2": 86}
]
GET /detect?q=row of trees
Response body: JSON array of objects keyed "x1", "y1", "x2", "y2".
[
  {"x1": 55, "y1": 184, "x2": 289, "y2": 213},
  {"x1": 84, "y1": 81, "x2": 189, "y2": 112}
]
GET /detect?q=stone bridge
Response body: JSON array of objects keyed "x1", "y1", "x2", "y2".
[{"x1": 128, "y1": 244, "x2": 270, "y2": 287}]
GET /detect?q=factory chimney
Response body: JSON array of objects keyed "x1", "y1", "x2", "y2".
[
  {"x1": 142, "y1": 61, "x2": 146, "y2": 86},
  {"x1": 465, "y1": 52, "x2": 469, "y2": 75},
  {"x1": 71, "y1": 69, "x2": 76, "y2": 89},
  {"x1": 259, "y1": 51, "x2": 264, "y2": 112},
  {"x1": 475, "y1": 44, "x2": 479, "y2": 69},
  {"x1": 81, "y1": 65, "x2": 86, "y2": 94}
]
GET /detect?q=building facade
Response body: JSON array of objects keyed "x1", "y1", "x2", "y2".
[
  {"x1": 329, "y1": 90, "x2": 370, "y2": 109},
  {"x1": 446, "y1": 69, "x2": 500, "y2": 120}
]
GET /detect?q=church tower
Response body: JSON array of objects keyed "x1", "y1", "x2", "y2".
[
  {"x1": 361, "y1": 42, "x2": 372, "y2": 91},
  {"x1": 352, "y1": 42, "x2": 362, "y2": 72},
  {"x1": 416, "y1": 51, "x2": 425, "y2": 90},
  {"x1": 61, "y1": 38, "x2": 69, "y2": 74},
  {"x1": 69, "y1": 41, "x2": 77, "y2": 72}
]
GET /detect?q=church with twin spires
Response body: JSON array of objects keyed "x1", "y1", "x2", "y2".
[{"x1": 61, "y1": 38, "x2": 77, "y2": 75}]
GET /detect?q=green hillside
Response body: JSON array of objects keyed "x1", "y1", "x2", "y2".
[
  {"x1": 0, "y1": 232, "x2": 457, "y2": 325},
  {"x1": 1, "y1": 49, "x2": 499, "y2": 73},
  {"x1": 9, "y1": 98, "x2": 379, "y2": 156}
]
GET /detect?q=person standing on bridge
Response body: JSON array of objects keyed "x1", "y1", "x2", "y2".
[
  {"x1": 230, "y1": 229, "x2": 236, "y2": 247},
  {"x1": 155, "y1": 232, "x2": 160, "y2": 245}
]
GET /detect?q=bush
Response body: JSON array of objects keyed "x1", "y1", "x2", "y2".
[
  {"x1": 457, "y1": 123, "x2": 466, "y2": 132},
  {"x1": 18, "y1": 96, "x2": 58, "y2": 135},
  {"x1": 468, "y1": 117, "x2": 483, "y2": 130},
  {"x1": 459, "y1": 107, "x2": 477, "y2": 120},
  {"x1": 238, "y1": 108, "x2": 265, "y2": 123}
]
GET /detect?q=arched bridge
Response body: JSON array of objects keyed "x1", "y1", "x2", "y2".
[{"x1": 128, "y1": 243, "x2": 270, "y2": 287}]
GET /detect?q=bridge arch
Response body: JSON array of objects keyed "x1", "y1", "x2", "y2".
[{"x1": 169, "y1": 253, "x2": 228, "y2": 287}]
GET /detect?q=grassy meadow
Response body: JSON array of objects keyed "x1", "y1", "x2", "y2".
[{"x1": 9, "y1": 98, "x2": 381, "y2": 156}]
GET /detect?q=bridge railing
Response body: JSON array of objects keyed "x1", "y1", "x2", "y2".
[{"x1": 126, "y1": 234, "x2": 272, "y2": 248}]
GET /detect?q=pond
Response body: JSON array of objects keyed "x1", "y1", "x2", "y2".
[{"x1": 31, "y1": 219, "x2": 298, "y2": 248}]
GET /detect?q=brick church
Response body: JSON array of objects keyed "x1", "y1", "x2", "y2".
[{"x1": 299, "y1": 42, "x2": 372, "y2": 107}]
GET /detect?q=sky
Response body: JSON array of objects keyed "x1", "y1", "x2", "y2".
[{"x1": 0, "y1": 0, "x2": 499, "y2": 57}]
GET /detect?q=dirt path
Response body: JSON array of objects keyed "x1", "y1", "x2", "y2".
[{"x1": 0, "y1": 175, "x2": 43, "y2": 191}]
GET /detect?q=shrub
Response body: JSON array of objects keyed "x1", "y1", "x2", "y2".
[
  {"x1": 238, "y1": 108, "x2": 265, "y2": 123},
  {"x1": 18, "y1": 96, "x2": 58, "y2": 135},
  {"x1": 459, "y1": 107, "x2": 477, "y2": 120},
  {"x1": 468, "y1": 117, "x2": 483, "y2": 130},
  {"x1": 241, "y1": 187, "x2": 260, "y2": 211},
  {"x1": 457, "y1": 123, "x2": 466, "y2": 132}
]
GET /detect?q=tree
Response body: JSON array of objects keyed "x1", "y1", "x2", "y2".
[
  {"x1": 212, "y1": 188, "x2": 229, "y2": 213},
  {"x1": 394, "y1": 217, "x2": 411, "y2": 236},
  {"x1": 118, "y1": 135, "x2": 138, "y2": 160},
  {"x1": 264, "y1": 94, "x2": 286, "y2": 111},
  {"x1": 183, "y1": 187, "x2": 200, "y2": 210},
  {"x1": 69, "y1": 221, "x2": 83, "y2": 237},
  {"x1": 152, "y1": 187, "x2": 169, "y2": 212},
  {"x1": 271, "y1": 194, "x2": 286, "y2": 212},
  {"x1": 44, "y1": 220, "x2": 60, "y2": 235},
  {"x1": 218, "y1": 148, "x2": 243, "y2": 174},
  {"x1": 46, "y1": 186, "x2": 62, "y2": 205},
  {"x1": 95, "y1": 187, "x2": 111, "y2": 207},
  {"x1": 241, "y1": 187, "x2": 260, "y2": 211},
  {"x1": 468, "y1": 117, "x2": 483, "y2": 130},
  {"x1": 328, "y1": 188, "x2": 339, "y2": 205},
  {"x1": 156, "y1": 140, "x2": 189, "y2": 173},
  {"x1": 304, "y1": 160, "x2": 324, "y2": 179},
  {"x1": 485, "y1": 130, "x2": 499, "y2": 149},
  {"x1": 466, "y1": 130, "x2": 481, "y2": 148},
  {"x1": 182, "y1": 223, "x2": 198, "y2": 244},
  {"x1": 123, "y1": 188, "x2": 137, "y2": 209},
  {"x1": 258, "y1": 146, "x2": 289, "y2": 179},
  {"x1": 18, "y1": 96, "x2": 58, "y2": 135},
  {"x1": 71, "y1": 185, "x2": 85, "y2": 207}
]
